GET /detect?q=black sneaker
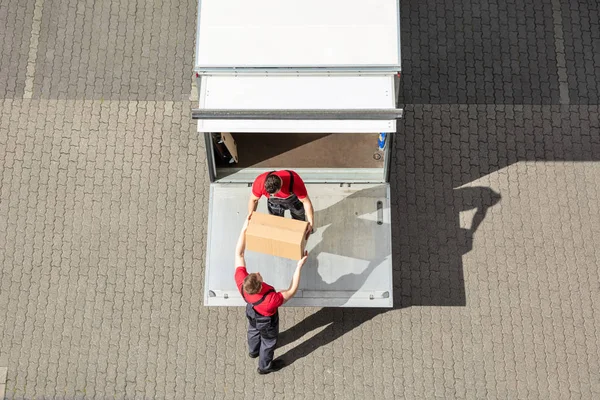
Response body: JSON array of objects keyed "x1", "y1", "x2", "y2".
[
  {"x1": 257, "y1": 359, "x2": 285, "y2": 375},
  {"x1": 249, "y1": 352, "x2": 259, "y2": 358}
]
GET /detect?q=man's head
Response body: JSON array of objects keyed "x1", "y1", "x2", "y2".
[
  {"x1": 265, "y1": 174, "x2": 282, "y2": 195},
  {"x1": 243, "y1": 272, "x2": 263, "y2": 294}
]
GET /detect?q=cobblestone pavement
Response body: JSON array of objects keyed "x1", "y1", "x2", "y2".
[{"x1": 1, "y1": 0, "x2": 600, "y2": 399}]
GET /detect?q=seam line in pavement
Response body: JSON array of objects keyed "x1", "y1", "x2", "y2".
[
  {"x1": 22, "y1": 0, "x2": 45, "y2": 99},
  {"x1": 551, "y1": 0, "x2": 570, "y2": 105}
]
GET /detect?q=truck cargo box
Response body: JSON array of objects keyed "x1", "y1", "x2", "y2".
[{"x1": 193, "y1": 0, "x2": 402, "y2": 307}]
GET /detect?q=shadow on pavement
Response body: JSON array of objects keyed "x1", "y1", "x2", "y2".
[{"x1": 276, "y1": 183, "x2": 501, "y2": 367}]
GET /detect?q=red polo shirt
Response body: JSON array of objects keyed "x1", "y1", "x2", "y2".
[
  {"x1": 251, "y1": 170, "x2": 308, "y2": 199},
  {"x1": 235, "y1": 267, "x2": 284, "y2": 316}
]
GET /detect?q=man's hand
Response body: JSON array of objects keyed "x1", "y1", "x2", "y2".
[
  {"x1": 297, "y1": 250, "x2": 308, "y2": 269},
  {"x1": 300, "y1": 196, "x2": 315, "y2": 239},
  {"x1": 235, "y1": 214, "x2": 252, "y2": 267},
  {"x1": 281, "y1": 251, "x2": 309, "y2": 303},
  {"x1": 248, "y1": 193, "x2": 260, "y2": 216},
  {"x1": 305, "y1": 223, "x2": 313, "y2": 240},
  {"x1": 242, "y1": 213, "x2": 252, "y2": 232}
]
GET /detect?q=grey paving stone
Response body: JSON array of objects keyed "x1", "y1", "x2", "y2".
[
  {"x1": 399, "y1": 0, "x2": 563, "y2": 104},
  {"x1": 23, "y1": 0, "x2": 198, "y2": 101},
  {"x1": 0, "y1": 0, "x2": 35, "y2": 99},
  {"x1": 560, "y1": 0, "x2": 600, "y2": 104}
]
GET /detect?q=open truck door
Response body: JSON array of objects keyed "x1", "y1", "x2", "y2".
[{"x1": 193, "y1": 0, "x2": 402, "y2": 308}]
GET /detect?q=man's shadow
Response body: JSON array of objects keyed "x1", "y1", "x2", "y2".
[{"x1": 275, "y1": 183, "x2": 501, "y2": 367}]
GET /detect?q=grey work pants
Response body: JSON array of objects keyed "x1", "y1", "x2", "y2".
[
  {"x1": 246, "y1": 304, "x2": 279, "y2": 371},
  {"x1": 267, "y1": 194, "x2": 306, "y2": 221}
]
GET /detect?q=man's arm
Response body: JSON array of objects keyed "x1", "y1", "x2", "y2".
[
  {"x1": 248, "y1": 193, "x2": 260, "y2": 216},
  {"x1": 293, "y1": 172, "x2": 313, "y2": 234},
  {"x1": 234, "y1": 216, "x2": 251, "y2": 267},
  {"x1": 280, "y1": 251, "x2": 308, "y2": 303},
  {"x1": 300, "y1": 196, "x2": 315, "y2": 234}
]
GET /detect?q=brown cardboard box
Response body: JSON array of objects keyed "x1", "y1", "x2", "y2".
[
  {"x1": 246, "y1": 212, "x2": 308, "y2": 260},
  {"x1": 220, "y1": 132, "x2": 238, "y2": 163}
]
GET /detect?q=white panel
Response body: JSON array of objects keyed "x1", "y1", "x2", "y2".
[
  {"x1": 196, "y1": 75, "x2": 397, "y2": 133},
  {"x1": 198, "y1": 120, "x2": 395, "y2": 134},
  {"x1": 204, "y1": 183, "x2": 393, "y2": 308},
  {"x1": 203, "y1": 75, "x2": 393, "y2": 109},
  {"x1": 197, "y1": 0, "x2": 400, "y2": 67}
]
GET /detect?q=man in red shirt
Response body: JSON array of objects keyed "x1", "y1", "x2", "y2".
[
  {"x1": 234, "y1": 216, "x2": 308, "y2": 374},
  {"x1": 248, "y1": 170, "x2": 314, "y2": 236}
]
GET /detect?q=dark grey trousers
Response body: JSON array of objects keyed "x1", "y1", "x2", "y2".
[
  {"x1": 267, "y1": 194, "x2": 306, "y2": 221},
  {"x1": 246, "y1": 304, "x2": 279, "y2": 371}
]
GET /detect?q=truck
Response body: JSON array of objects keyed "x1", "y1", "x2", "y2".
[{"x1": 192, "y1": 0, "x2": 402, "y2": 308}]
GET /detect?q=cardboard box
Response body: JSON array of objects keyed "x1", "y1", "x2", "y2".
[
  {"x1": 246, "y1": 212, "x2": 308, "y2": 260},
  {"x1": 220, "y1": 132, "x2": 238, "y2": 163}
]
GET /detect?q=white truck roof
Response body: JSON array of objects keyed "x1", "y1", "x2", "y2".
[{"x1": 195, "y1": 0, "x2": 401, "y2": 70}]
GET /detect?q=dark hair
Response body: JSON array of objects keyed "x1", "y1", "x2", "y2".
[
  {"x1": 243, "y1": 273, "x2": 262, "y2": 294},
  {"x1": 265, "y1": 174, "x2": 282, "y2": 194}
]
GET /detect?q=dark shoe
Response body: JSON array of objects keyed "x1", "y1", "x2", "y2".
[
  {"x1": 249, "y1": 352, "x2": 259, "y2": 358},
  {"x1": 257, "y1": 359, "x2": 285, "y2": 375}
]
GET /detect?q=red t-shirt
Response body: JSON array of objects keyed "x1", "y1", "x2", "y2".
[
  {"x1": 235, "y1": 267, "x2": 284, "y2": 316},
  {"x1": 251, "y1": 170, "x2": 308, "y2": 199}
]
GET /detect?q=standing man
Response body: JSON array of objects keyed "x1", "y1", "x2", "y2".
[
  {"x1": 248, "y1": 170, "x2": 314, "y2": 236},
  {"x1": 234, "y1": 216, "x2": 308, "y2": 374}
]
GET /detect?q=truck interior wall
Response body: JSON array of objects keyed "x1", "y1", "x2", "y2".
[{"x1": 220, "y1": 133, "x2": 384, "y2": 169}]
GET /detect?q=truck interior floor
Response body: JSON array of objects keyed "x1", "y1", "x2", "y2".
[{"x1": 226, "y1": 133, "x2": 384, "y2": 169}]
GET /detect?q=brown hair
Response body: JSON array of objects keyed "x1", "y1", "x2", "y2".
[
  {"x1": 265, "y1": 174, "x2": 282, "y2": 194},
  {"x1": 243, "y1": 273, "x2": 262, "y2": 294}
]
